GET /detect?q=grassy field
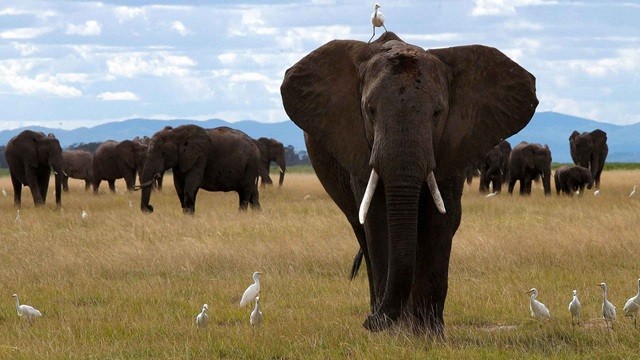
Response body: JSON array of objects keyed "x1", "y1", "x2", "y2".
[{"x1": 0, "y1": 169, "x2": 639, "y2": 359}]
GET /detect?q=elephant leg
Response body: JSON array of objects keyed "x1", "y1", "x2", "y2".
[
  {"x1": 11, "y1": 173, "x2": 22, "y2": 207},
  {"x1": 508, "y1": 177, "x2": 516, "y2": 194},
  {"x1": 124, "y1": 171, "x2": 136, "y2": 191},
  {"x1": 522, "y1": 176, "x2": 532, "y2": 195},
  {"x1": 25, "y1": 167, "x2": 44, "y2": 205},
  {"x1": 108, "y1": 180, "x2": 116, "y2": 193},
  {"x1": 92, "y1": 179, "x2": 100, "y2": 194},
  {"x1": 84, "y1": 180, "x2": 90, "y2": 191},
  {"x1": 62, "y1": 176, "x2": 69, "y2": 192},
  {"x1": 249, "y1": 187, "x2": 261, "y2": 211},
  {"x1": 411, "y1": 176, "x2": 462, "y2": 337},
  {"x1": 566, "y1": 178, "x2": 577, "y2": 196},
  {"x1": 237, "y1": 189, "x2": 249, "y2": 211},
  {"x1": 173, "y1": 171, "x2": 186, "y2": 208},
  {"x1": 37, "y1": 170, "x2": 50, "y2": 203},
  {"x1": 182, "y1": 171, "x2": 203, "y2": 214},
  {"x1": 156, "y1": 173, "x2": 164, "y2": 191},
  {"x1": 262, "y1": 174, "x2": 274, "y2": 187}
]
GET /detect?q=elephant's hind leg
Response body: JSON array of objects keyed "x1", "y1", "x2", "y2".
[
  {"x1": 108, "y1": 180, "x2": 116, "y2": 193},
  {"x1": 10, "y1": 173, "x2": 22, "y2": 207}
]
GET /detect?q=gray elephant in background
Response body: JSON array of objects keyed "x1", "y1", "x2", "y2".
[
  {"x1": 508, "y1": 142, "x2": 552, "y2": 196},
  {"x1": 479, "y1": 140, "x2": 510, "y2": 193},
  {"x1": 92, "y1": 140, "x2": 148, "y2": 194},
  {"x1": 253, "y1": 137, "x2": 286, "y2": 187},
  {"x1": 62, "y1": 150, "x2": 93, "y2": 191},
  {"x1": 5, "y1": 130, "x2": 64, "y2": 207},
  {"x1": 569, "y1": 129, "x2": 608, "y2": 189},
  {"x1": 554, "y1": 165, "x2": 593, "y2": 196}
]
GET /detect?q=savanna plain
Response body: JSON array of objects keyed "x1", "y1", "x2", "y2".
[{"x1": 1, "y1": 168, "x2": 639, "y2": 359}]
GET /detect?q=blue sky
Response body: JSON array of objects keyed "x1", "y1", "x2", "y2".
[{"x1": 0, "y1": 0, "x2": 638, "y2": 130}]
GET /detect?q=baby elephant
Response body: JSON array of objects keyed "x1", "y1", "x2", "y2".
[{"x1": 554, "y1": 165, "x2": 594, "y2": 196}]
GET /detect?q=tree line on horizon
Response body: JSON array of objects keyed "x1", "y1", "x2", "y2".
[{"x1": 0, "y1": 142, "x2": 311, "y2": 169}]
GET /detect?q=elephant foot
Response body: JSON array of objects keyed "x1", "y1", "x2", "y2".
[
  {"x1": 182, "y1": 207, "x2": 195, "y2": 215},
  {"x1": 141, "y1": 204, "x2": 154, "y2": 213},
  {"x1": 363, "y1": 311, "x2": 399, "y2": 332}
]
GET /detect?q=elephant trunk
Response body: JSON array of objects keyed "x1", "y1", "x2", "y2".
[
  {"x1": 542, "y1": 168, "x2": 552, "y2": 196},
  {"x1": 586, "y1": 172, "x2": 594, "y2": 189},
  {"x1": 140, "y1": 160, "x2": 161, "y2": 213},
  {"x1": 50, "y1": 157, "x2": 64, "y2": 206}
]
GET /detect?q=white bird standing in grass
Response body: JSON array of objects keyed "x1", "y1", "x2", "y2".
[
  {"x1": 12, "y1": 294, "x2": 42, "y2": 325},
  {"x1": 527, "y1": 288, "x2": 550, "y2": 320},
  {"x1": 368, "y1": 3, "x2": 387, "y2": 43},
  {"x1": 81, "y1": 210, "x2": 88, "y2": 220},
  {"x1": 598, "y1": 282, "x2": 616, "y2": 329},
  {"x1": 195, "y1": 304, "x2": 209, "y2": 328},
  {"x1": 240, "y1": 272, "x2": 262, "y2": 307},
  {"x1": 2, "y1": 188, "x2": 6, "y2": 197},
  {"x1": 250, "y1": 296, "x2": 263, "y2": 326},
  {"x1": 485, "y1": 191, "x2": 498, "y2": 198},
  {"x1": 568, "y1": 290, "x2": 581, "y2": 326},
  {"x1": 128, "y1": 200, "x2": 133, "y2": 209},
  {"x1": 15, "y1": 210, "x2": 21, "y2": 223},
  {"x1": 623, "y1": 278, "x2": 640, "y2": 327},
  {"x1": 630, "y1": 185, "x2": 637, "y2": 198},
  {"x1": 594, "y1": 189, "x2": 600, "y2": 196}
]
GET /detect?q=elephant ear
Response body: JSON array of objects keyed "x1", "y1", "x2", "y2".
[
  {"x1": 178, "y1": 136, "x2": 204, "y2": 173},
  {"x1": 116, "y1": 141, "x2": 135, "y2": 169},
  {"x1": 591, "y1": 129, "x2": 607, "y2": 149},
  {"x1": 428, "y1": 45, "x2": 538, "y2": 178},
  {"x1": 281, "y1": 35, "x2": 397, "y2": 177},
  {"x1": 569, "y1": 130, "x2": 580, "y2": 164}
]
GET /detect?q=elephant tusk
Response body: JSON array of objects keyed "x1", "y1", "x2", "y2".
[
  {"x1": 52, "y1": 170, "x2": 58, "y2": 175},
  {"x1": 134, "y1": 172, "x2": 161, "y2": 191},
  {"x1": 358, "y1": 169, "x2": 379, "y2": 225},
  {"x1": 278, "y1": 166, "x2": 284, "y2": 173},
  {"x1": 427, "y1": 172, "x2": 446, "y2": 214}
]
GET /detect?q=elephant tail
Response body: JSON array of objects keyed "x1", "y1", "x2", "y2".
[{"x1": 349, "y1": 249, "x2": 364, "y2": 280}]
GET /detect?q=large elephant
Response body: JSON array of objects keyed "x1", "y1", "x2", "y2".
[
  {"x1": 139, "y1": 125, "x2": 261, "y2": 214},
  {"x1": 133, "y1": 135, "x2": 165, "y2": 190},
  {"x1": 62, "y1": 150, "x2": 93, "y2": 191},
  {"x1": 281, "y1": 32, "x2": 537, "y2": 334},
  {"x1": 507, "y1": 142, "x2": 551, "y2": 195},
  {"x1": 5, "y1": 130, "x2": 64, "y2": 207},
  {"x1": 253, "y1": 137, "x2": 286, "y2": 187},
  {"x1": 92, "y1": 140, "x2": 148, "y2": 194},
  {"x1": 569, "y1": 129, "x2": 608, "y2": 189},
  {"x1": 554, "y1": 165, "x2": 593, "y2": 196},
  {"x1": 479, "y1": 140, "x2": 511, "y2": 192}
]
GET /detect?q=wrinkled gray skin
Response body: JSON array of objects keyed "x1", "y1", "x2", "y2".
[
  {"x1": 5, "y1": 130, "x2": 64, "y2": 207},
  {"x1": 139, "y1": 125, "x2": 261, "y2": 214},
  {"x1": 134, "y1": 134, "x2": 165, "y2": 190},
  {"x1": 569, "y1": 129, "x2": 608, "y2": 190},
  {"x1": 508, "y1": 142, "x2": 552, "y2": 196},
  {"x1": 554, "y1": 165, "x2": 593, "y2": 196},
  {"x1": 253, "y1": 137, "x2": 286, "y2": 187},
  {"x1": 480, "y1": 140, "x2": 511, "y2": 193},
  {"x1": 281, "y1": 32, "x2": 538, "y2": 335},
  {"x1": 62, "y1": 150, "x2": 93, "y2": 191},
  {"x1": 92, "y1": 140, "x2": 148, "y2": 194}
]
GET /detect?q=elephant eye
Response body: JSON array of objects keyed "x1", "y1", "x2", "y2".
[{"x1": 433, "y1": 104, "x2": 443, "y2": 120}]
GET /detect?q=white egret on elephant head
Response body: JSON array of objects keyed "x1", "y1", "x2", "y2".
[
  {"x1": 12, "y1": 294, "x2": 42, "y2": 325},
  {"x1": 369, "y1": 3, "x2": 387, "y2": 43}
]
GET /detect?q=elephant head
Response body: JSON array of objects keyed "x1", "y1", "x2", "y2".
[
  {"x1": 139, "y1": 125, "x2": 208, "y2": 213},
  {"x1": 116, "y1": 140, "x2": 148, "y2": 177},
  {"x1": 569, "y1": 129, "x2": 608, "y2": 189},
  {"x1": 281, "y1": 32, "x2": 537, "y2": 333},
  {"x1": 41, "y1": 135, "x2": 65, "y2": 205},
  {"x1": 257, "y1": 137, "x2": 286, "y2": 186}
]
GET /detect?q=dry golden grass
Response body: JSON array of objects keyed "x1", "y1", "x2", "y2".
[{"x1": 0, "y1": 170, "x2": 639, "y2": 359}]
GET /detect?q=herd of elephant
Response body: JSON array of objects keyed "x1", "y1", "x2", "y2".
[
  {"x1": 467, "y1": 129, "x2": 608, "y2": 196},
  {"x1": 4, "y1": 126, "x2": 287, "y2": 214}
]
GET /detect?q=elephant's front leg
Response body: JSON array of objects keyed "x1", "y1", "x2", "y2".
[
  {"x1": 173, "y1": 170, "x2": 186, "y2": 208},
  {"x1": 11, "y1": 173, "x2": 22, "y2": 207},
  {"x1": 182, "y1": 170, "x2": 204, "y2": 214},
  {"x1": 411, "y1": 177, "x2": 462, "y2": 337},
  {"x1": 25, "y1": 167, "x2": 44, "y2": 205}
]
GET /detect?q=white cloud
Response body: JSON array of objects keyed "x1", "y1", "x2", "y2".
[
  {"x1": 97, "y1": 91, "x2": 139, "y2": 101},
  {"x1": 229, "y1": 9, "x2": 278, "y2": 37},
  {"x1": 11, "y1": 42, "x2": 38, "y2": 56},
  {"x1": 549, "y1": 49, "x2": 640, "y2": 77},
  {"x1": 277, "y1": 26, "x2": 351, "y2": 51},
  {"x1": 218, "y1": 53, "x2": 238, "y2": 65},
  {"x1": 0, "y1": 27, "x2": 53, "y2": 40},
  {"x1": 0, "y1": 7, "x2": 57, "y2": 18},
  {"x1": 66, "y1": 21, "x2": 102, "y2": 36},
  {"x1": 114, "y1": 6, "x2": 145, "y2": 23},
  {"x1": 229, "y1": 72, "x2": 270, "y2": 82},
  {"x1": 171, "y1": 21, "x2": 190, "y2": 36},
  {"x1": 106, "y1": 52, "x2": 197, "y2": 78},
  {"x1": 472, "y1": 0, "x2": 558, "y2": 16},
  {"x1": 0, "y1": 60, "x2": 82, "y2": 98},
  {"x1": 504, "y1": 20, "x2": 543, "y2": 30},
  {"x1": 402, "y1": 33, "x2": 463, "y2": 42}
]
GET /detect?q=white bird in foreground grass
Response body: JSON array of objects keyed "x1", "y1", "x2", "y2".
[
  {"x1": 2, "y1": 188, "x2": 6, "y2": 197},
  {"x1": 485, "y1": 191, "x2": 498, "y2": 198},
  {"x1": 594, "y1": 189, "x2": 600, "y2": 196},
  {"x1": 128, "y1": 200, "x2": 133, "y2": 209},
  {"x1": 527, "y1": 288, "x2": 550, "y2": 320},
  {"x1": 195, "y1": 304, "x2": 209, "y2": 328},
  {"x1": 15, "y1": 210, "x2": 21, "y2": 223},
  {"x1": 368, "y1": 3, "x2": 387, "y2": 43},
  {"x1": 12, "y1": 294, "x2": 42, "y2": 325},
  {"x1": 598, "y1": 282, "x2": 616, "y2": 329},
  {"x1": 568, "y1": 290, "x2": 581, "y2": 326},
  {"x1": 240, "y1": 272, "x2": 262, "y2": 307},
  {"x1": 250, "y1": 296, "x2": 263, "y2": 326},
  {"x1": 630, "y1": 185, "x2": 637, "y2": 198},
  {"x1": 81, "y1": 210, "x2": 88, "y2": 220},
  {"x1": 623, "y1": 278, "x2": 640, "y2": 327}
]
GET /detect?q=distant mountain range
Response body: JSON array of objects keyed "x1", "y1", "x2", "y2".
[{"x1": 0, "y1": 112, "x2": 638, "y2": 162}]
